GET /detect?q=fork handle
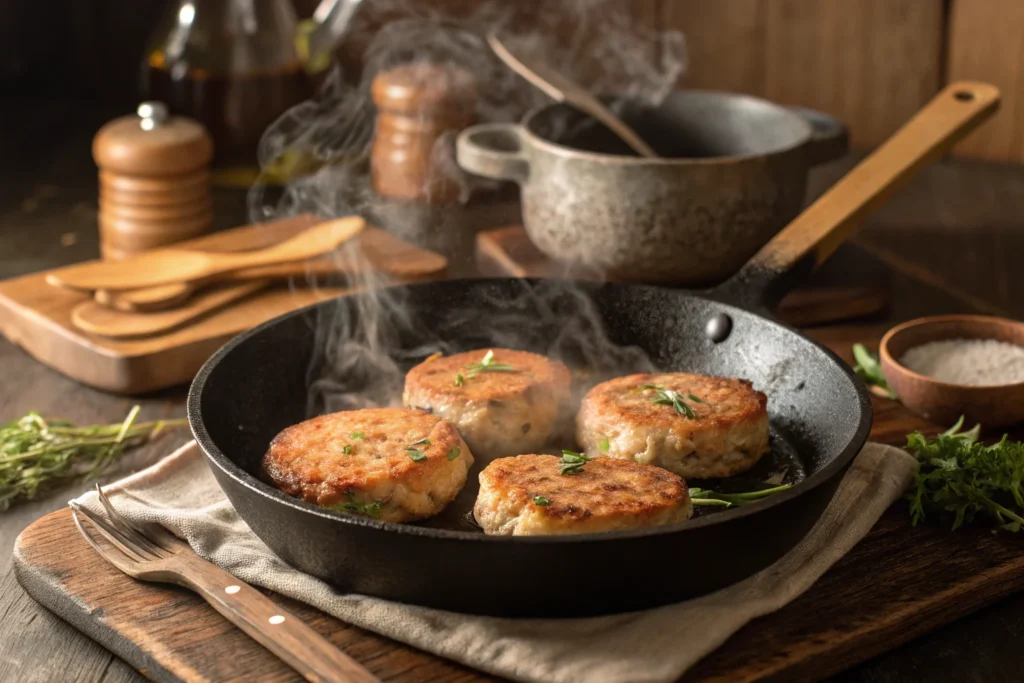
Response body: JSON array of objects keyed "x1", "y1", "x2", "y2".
[{"x1": 175, "y1": 554, "x2": 379, "y2": 683}]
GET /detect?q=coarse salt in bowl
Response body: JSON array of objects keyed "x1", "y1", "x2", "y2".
[{"x1": 880, "y1": 315, "x2": 1024, "y2": 428}]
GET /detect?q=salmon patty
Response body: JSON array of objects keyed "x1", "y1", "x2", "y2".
[
  {"x1": 262, "y1": 408, "x2": 473, "y2": 523},
  {"x1": 474, "y1": 453, "x2": 692, "y2": 535},
  {"x1": 403, "y1": 349, "x2": 572, "y2": 463},
  {"x1": 576, "y1": 372, "x2": 769, "y2": 478}
]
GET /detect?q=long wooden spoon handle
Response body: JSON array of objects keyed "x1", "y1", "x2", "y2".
[
  {"x1": 744, "y1": 81, "x2": 1000, "y2": 283},
  {"x1": 175, "y1": 555, "x2": 379, "y2": 683}
]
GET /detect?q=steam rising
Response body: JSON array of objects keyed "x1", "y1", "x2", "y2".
[{"x1": 247, "y1": 1, "x2": 686, "y2": 417}]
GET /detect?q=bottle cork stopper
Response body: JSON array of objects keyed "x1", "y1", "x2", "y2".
[{"x1": 93, "y1": 102, "x2": 213, "y2": 177}]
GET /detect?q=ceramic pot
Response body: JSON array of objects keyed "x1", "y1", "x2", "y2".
[{"x1": 456, "y1": 90, "x2": 847, "y2": 285}]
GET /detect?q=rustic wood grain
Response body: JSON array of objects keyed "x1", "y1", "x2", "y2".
[
  {"x1": 947, "y1": 0, "x2": 1024, "y2": 162},
  {"x1": 661, "y1": 0, "x2": 944, "y2": 148},
  {"x1": 14, "y1": 325, "x2": 1024, "y2": 683},
  {"x1": 663, "y1": 0, "x2": 767, "y2": 94},
  {"x1": 0, "y1": 217, "x2": 446, "y2": 395}
]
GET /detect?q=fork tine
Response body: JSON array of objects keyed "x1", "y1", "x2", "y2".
[
  {"x1": 94, "y1": 485, "x2": 171, "y2": 558},
  {"x1": 72, "y1": 508, "x2": 141, "y2": 574},
  {"x1": 69, "y1": 502, "x2": 155, "y2": 562}
]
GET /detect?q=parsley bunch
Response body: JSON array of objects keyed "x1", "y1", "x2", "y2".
[{"x1": 906, "y1": 417, "x2": 1024, "y2": 532}]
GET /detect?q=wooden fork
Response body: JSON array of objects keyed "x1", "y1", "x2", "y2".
[{"x1": 70, "y1": 485, "x2": 379, "y2": 683}]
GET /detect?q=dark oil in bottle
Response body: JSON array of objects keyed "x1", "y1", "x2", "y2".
[{"x1": 143, "y1": 54, "x2": 313, "y2": 173}]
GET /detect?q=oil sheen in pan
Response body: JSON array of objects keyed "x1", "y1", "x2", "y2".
[{"x1": 414, "y1": 423, "x2": 807, "y2": 532}]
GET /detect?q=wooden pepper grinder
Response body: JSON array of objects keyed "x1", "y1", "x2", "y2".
[
  {"x1": 371, "y1": 62, "x2": 478, "y2": 203},
  {"x1": 93, "y1": 102, "x2": 214, "y2": 260}
]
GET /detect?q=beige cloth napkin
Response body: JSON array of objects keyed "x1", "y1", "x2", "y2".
[{"x1": 73, "y1": 441, "x2": 915, "y2": 683}]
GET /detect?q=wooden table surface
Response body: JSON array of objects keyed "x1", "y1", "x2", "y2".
[{"x1": 2, "y1": 102, "x2": 1024, "y2": 682}]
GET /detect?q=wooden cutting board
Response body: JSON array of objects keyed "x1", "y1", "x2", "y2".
[
  {"x1": 476, "y1": 225, "x2": 890, "y2": 328},
  {"x1": 0, "y1": 216, "x2": 447, "y2": 395},
  {"x1": 12, "y1": 327, "x2": 1024, "y2": 683}
]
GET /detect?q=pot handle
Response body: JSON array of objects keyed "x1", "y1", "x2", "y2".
[
  {"x1": 788, "y1": 106, "x2": 849, "y2": 166},
  {"x1": 715, "y1": 81, "x2": 1000, "y2": 310},
  {"x1": 456, "y1": 123, "x2": 530, "y2": 183}
]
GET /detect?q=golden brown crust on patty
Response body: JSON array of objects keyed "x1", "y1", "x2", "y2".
[
  {"x1": 474, "y1": 454, "x2": 692, "y2": 535},
  {"x1": 576, "y1": 372, "x2": 770, "y2": 478},
  {"x1": 403, "y1": 349, "x2": 573, "y2": 462},
  {"x1": 263, "y1": 408, "x2": 472, "y2": 523}
]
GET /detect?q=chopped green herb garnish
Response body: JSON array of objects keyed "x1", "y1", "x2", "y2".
[
  {"x1": 351, "y1": 432, "x2": 365, "y2": 439},
  {"x1": 852, "y1": 343, "x2": 897, "y2": 399},
  {"x1": 598, "y1": 437, "x2": 610, "y2": 453},
  {"x1": 454, "y1": 373, "x2": 464, "y2": 387},
  {"x1": 533, "y1": 496, "x2": 550, "y2": 506},
  {"x1": 341, "y1": 445, "x2": 352, "y2": 454},
  {"x1": 638, "y1": 385, "x2": 701, "y2": 418},
  {"x1": 560, "y1": 449, "x2": 591, "y2": 475},
  {"x1": 690, "y1": 484, "x2": 792, "y2": 508},
  {"x1": 333, "y1": 492, "x2": 382, "y2": 519},
  {"x1": 407, "y1": 449, "x2": 427, "y2": 462},
  {"x1": 905, "y1": 416, "x2": 1024, "y2": 533},
  {"x1": 409, "y1": 438, "x2": 431, "y2": 447},
  {"x1": 446, "y1": 447, "x2": 461, "y2": 461}
]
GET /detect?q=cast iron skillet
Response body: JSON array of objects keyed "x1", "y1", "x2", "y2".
[{"x1": 188, "y1": 83, "x2": 998, "y2": 617}]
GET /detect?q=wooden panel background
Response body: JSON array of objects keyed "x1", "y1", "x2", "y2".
[{"x1": 2, "y1": 0, "x2": 1023, "y2": 160}]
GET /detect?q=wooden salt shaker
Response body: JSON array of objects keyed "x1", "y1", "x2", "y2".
[
  {"x1": 371, "y1": 62, "x2": 478, "y2": 203},
  {"x1": 93, "y1": 102, "x2": 214, "y2": 260}
]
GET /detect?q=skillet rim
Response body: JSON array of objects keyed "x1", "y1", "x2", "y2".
[{"x1": 187, "y1": 277, "x2": 873, "y2": 545}]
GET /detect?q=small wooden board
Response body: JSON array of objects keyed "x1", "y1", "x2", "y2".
[
  {"x1": 0, "y1": 216, "x2": 447, "y2": 395},
  {"x1": 13, "y1": 328, "x2": 1024, "y2": 683},
  {"x1": 476, "y1": 225, "x2": 890, "y2": 328}
]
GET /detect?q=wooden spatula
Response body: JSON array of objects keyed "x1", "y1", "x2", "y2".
[
  {"x1": 92, "y1": 227, "x2": 448, "y2": 312},
  {"x1": 47, "y1": 216, "x2": 365, "y2": 292}
]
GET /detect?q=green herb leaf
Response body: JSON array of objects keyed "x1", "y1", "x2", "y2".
[
  {"x1": 559, "y1": 449, "x2": 591, "y2": 475},
  {"x1": 462, "y1": 350, "x2": 519, "y2": 381},
  {"x1": 533, "y1": 495, "x2": 550, "y2": 506},
  {"x1": 598, "y1": 437, "x2": 610, "y2": 453},
  {"x1": 905, "y1": 416, "x2": 1024, "y2": 533},
  {"x1": 447, "y1": 447, "x2": 461, "y2": 461},
  {"x1": 852, "y1": 343, "x2": 897, "y2": 399},
  {"x1": 333, "y1": 492, "x2": 382, "y2": 519},
  {"x1": 640, "y1": 385, "x2": 701, "y2": 419},
  {"x1": 454, "y1": 373, "x2": 464, "y2": 387},
  {"x1": 0, "y1": 407, "x2": 186, "y2": 511},
  {"x1": 341, "y1": 445, "x2": 352, "y2": 455},
  {"x1": 690, "y1": 484, "x2": 792, "y2": 508},
  {"x1": 409, "y1": 438, "x2": 431, "y2": 447},
  {"x1": 351, "y1": 432, "x2": 365, "y2": 439},
  {"x1": 407, "y1": 449, "x2": 427, "y2": 462}
]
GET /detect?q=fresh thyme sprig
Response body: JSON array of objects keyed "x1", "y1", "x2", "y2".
[
  {"x1": 455, "y1": 350, "x2": 518, "y2": 386},
  {"x1": 690, "y1": 484, "x2": 792, "y2": 508},
  {"x1": 852, "y1": 343, "x2": 897, "y2": 399},
  {"x1": 559, "y1": 449, "x2": 591, "y2": 475},
  {"x1": 905, "y1": 416, "x2": 1024, "y2": 533},
  {"x1": 0, "y1": 406, "x2": 186, "y2": 511},
  {"x1": 638, "y1": 385, "x2": 704, "y2": 418}
]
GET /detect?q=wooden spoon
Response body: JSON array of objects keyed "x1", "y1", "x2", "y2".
[
  {"x1": 92, "y1": 227, "x2": 449, "y2": 312},
  {"x1": 486, "y1": 33, "x2": 658, "y2": 158},
  {"x1": 47, "y1": 216, "x2": 365, "y2": 292},
  {"x1": 72, "y1": 280, "x2": 272, "y2": 338}
]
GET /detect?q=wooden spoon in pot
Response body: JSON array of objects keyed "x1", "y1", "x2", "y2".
[
  {"x1": 487, "y1": 33, "x2": 658, "y2": 158},
  {"x1": 48, "y1": 216, "x2": 365, "y2": 292}
]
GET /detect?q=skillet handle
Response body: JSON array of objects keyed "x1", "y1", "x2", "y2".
[{"x1": 717, "y1": 81, "x2": 1000, "y2": 309}]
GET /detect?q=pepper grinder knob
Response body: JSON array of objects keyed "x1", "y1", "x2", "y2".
[{"x1": 137, "y1": 101, "x2": 170, "y2": 131}]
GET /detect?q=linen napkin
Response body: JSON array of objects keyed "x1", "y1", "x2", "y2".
[{"x1": 73, "y1": 441, "x2": 915, "y2": 683}]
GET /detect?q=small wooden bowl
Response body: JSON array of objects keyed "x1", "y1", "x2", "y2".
[{"x1": 880, "y1": 314, "x2": 1024, "y2": 428}]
